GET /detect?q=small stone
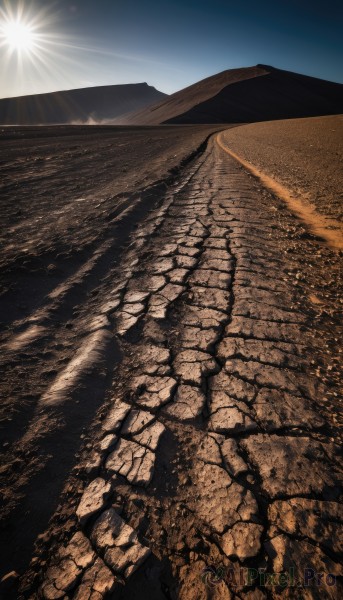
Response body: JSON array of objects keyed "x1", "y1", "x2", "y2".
[{"x1": 0, "y1": 571, "x2": 19, "y2": 591}]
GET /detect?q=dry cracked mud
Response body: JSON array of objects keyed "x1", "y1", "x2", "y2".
[{"x1": 0, "y1": 128, "x2": 342, "y2": 600}]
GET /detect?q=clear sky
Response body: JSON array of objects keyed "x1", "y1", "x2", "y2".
[{"x1": 0, "y1": 0, "x2": 342, "y2": 98}]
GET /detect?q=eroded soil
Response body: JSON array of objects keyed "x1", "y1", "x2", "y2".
[{"x1": 0, "y1": 127, "x2": 342, "y2": 600}]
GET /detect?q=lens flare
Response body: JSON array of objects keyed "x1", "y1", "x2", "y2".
[{"x1": 3, "y1": 20, "x2": 36, "y2": 51}]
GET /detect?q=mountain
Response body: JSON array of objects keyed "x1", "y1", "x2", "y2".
[
  {"x1": 0, "y1": 83, "x2": 167, "y2": 125},
  {"x1": 118, "y1": 65, "x2": 343, "y2": 125}
]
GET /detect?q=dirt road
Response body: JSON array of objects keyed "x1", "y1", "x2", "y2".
[{"x1": 0, "y1": 127, "x2": 342, "y2": 599}]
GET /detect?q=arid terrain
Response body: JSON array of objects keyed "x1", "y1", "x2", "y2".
[
  {"x1": 221, "y1": 115, "x2": 343, "y2": 221},
  {"x1": 0, "y1": 121, "x2": 342, "y2": 600},
  {"x1": 120, "y1": 65, "x2": 343, "y2": 125}
]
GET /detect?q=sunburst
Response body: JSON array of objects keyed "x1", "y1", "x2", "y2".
[{"x1": 2, "y1": 19, "x2": 37, "y2": 52}]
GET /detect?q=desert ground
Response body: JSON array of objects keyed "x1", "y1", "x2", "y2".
[
  {"x1": 221, "y1": 115, "x2": 343, "y2": 221},
  {"x1": 0, "y1": 120, "x2": 342, "y2": 600}
]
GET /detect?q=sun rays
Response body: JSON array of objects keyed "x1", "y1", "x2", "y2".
[
  {"x1": 2, "y1": 19, "x2": 37, "y2": 52},
  {"x1": 0, "y1": 0, "x2": 94, "y2": 97}
]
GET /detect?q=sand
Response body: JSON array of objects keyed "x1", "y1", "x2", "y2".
[{"x1": 221, "y1": 115, "x2": 343, "y2": 222}]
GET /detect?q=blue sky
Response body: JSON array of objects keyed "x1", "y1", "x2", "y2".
[{"x1": 0, "y1": 0, "x2": 342, "y2": 98}]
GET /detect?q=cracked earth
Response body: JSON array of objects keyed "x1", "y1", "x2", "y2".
[{"x1": 0, "y1": 130, "x2": 342, "y2": 600}]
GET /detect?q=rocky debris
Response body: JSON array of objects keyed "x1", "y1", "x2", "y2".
[
  {"x1": 76, "y1": 478, "x2": 112, "y2": 525},
  {"x1": 41, "y1": 532, "x2": 95, "y2": 599},
  {"x1": 73, "y1": 558, "x2": 116, "y2": 600},
  {"x1": 106, "y1": 438, "x2": 156, "y2": 486},
  {"x1": 164, "y1": 384, "x2": 206, "y2": 420},
  {"x1": 132, "y1": 375, "x2": 177, "y2": 409},
  {"x1": 220, "y1": 522, "x2": 264, "y2": 559},
  {"x1": 90, "y1": 508, "x2": 151, "y2": 578}
]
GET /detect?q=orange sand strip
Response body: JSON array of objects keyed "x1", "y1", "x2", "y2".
[{"x1": 216, "y1": 133, "x2": 343, "y2": 252}]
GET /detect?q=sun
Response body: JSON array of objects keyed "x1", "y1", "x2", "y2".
[{"x1": 3, "y1": 20, "x2": 36, "y2": 51}]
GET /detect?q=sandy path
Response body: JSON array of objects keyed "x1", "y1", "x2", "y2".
[
  {"x1": 220, "y1": 115, "x2": 343, "y2": 222},
  {"x1": 216, "y1": 133, "x2": 343, "y2": 251},
  {"x1": 0, "y1": 129, "x2": 342, "y2": 600}
]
